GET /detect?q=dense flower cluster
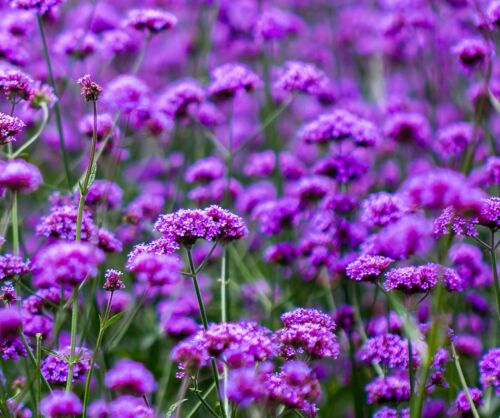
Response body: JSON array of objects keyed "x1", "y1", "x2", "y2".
[{"x1": 0, "y1": 0, "x2": 498, "y2": 417}]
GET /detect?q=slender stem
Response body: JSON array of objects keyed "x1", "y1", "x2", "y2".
[
  {"x1": 408, "y1": 337, "x2": 414, "y2": 405},
  {"x1": 82, "y1": 293, "x2": 113, "y2": 416},
  {"x1": 35, "y1": 334, "x2": 42, "y2": 418},
  {"x1": 450, "y1": 342, "x2": 482, "y2": 418},
  {"x1": 186, "y1": 382, "x2": 216, "y2": 418},
  {"x1": 36, "y1": 13, "x2": 72, "y2": 188},
  {"x1": 185, "y1": 248, "x2": 227, "y2": 418},
  {"x1": 19, "y1": 333, "x2": 52, "y2": 392},
  {"x1": 132, "y1": 35, "x2": 151, "y2": 75},
  {"x1": 12, "y1": 104, "x2": 50, "y2": 158},
  {"x1": 65, "y1": 286, "x2": 79, "y2": 392},
  {"x1": 11, "y1": 191, "x2": 19, "y2": 257},
  {"x1": 220, "y1": 245, "x2": 230, "y2": 417},
  {"x1": 75, "y1": 100, "x2": 98, "y2": 241},
  {"x1": 488, "y1": 230, "x2": 500, "y2": 321}
]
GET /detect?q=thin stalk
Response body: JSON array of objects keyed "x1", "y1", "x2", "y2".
[
  {"x1": 82, "y1": 293, "x2": 113, "y2": 416},
  {"x1": 19, "y1": 333, "x2": 52, "y2": 392},
  {"x1": 76, "y1": 100, "x2": 98, "y2": 241},
  {"x1": 488, "y1": 230, "x2": 500, "y2": 321},
  {"x1": 36, "y1": 13, "x2": 72, "y2": 188},
  {"x1": 155, "y1": 358, "x2": 172, "y2": 413},
  {"x1": 186, "y1": 382, "x2": 216, "y2": 418},
  {"x1": 408, "y1": 337, "x2": 414, "y2": 405},
  {"x1": 220, "y1": 245, "x2": 229, "y2": 417},
  {"x1": 185, "y1": 248, "x2": 227, "y2": 418},
  {"x1": 11, "y1": 191, "x2": 19, "y2": 256},
  {"x1": 450, "y1": 342, "x2": 481, "y2": 418},
  {"x1": 132, "y1": 35, "x2": 151, "y2": 75},
  {"x1": 35, "y1": 334, "x2": 42, "y2": 418},
  {"x1": 12, "y1": 104, "x2": 50, "y2": 158},
  {"x1": 65, "y1": 286, "x2": 79, "y2": 392}
]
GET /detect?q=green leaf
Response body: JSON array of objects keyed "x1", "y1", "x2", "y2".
[
  {"x1": 87, "y1": 162, "x2": 97, "y2": 188},
  {"x1": 165, "y1": 399, "x2": 187, "y2": 417},
  {"x1": 102, "y1": 312, "x2": 124, "y2": 330}
]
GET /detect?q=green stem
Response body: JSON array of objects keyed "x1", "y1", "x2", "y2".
[
  {"x1": 220, "y1": 245, "x2": 230, "y2": 417},
  {"x1": 82, "y1": 293, "x2": 113, "y2": 417},
  {"x1": 35, "y1": 334, "x2": 42, "y2": 418},
  {"x1": 186, "y1": 382, "x2": 216, "y2": 418},
  {"x1": 450, "y1": 342, "x2": 482, "y2": 418},
  {"x1": 36, "y1": 13, "x2": 72, "y2": 189},
  {"x1": 65, "y1": 286, "x2": 79, "y2": 392},
  {"x1": 11, "y1": 191, "x2": 19, "y2": 256},
  {"x1": 12, "y1": 104, "x2": 50, "y2": 158},
  {"x1": 185, "y1": 248, "x2": 227, "y2": 418},
  {"x1": 488, "y1": 230, "x2": 500, "y2": 322}
]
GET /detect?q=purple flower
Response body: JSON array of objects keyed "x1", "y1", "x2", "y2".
[
  {"x1": 103, "y1": 75, "x2": 149, "y2": 114},
  {"x1": 103, "y1": 269, "x2": 125, "y2": 291},
  {"x1": 227, "y1": 366, "x2": 266, "y2": 407},
  {"x1": 105, "y1": 359, "x2": 156, "y2": 395},
  {"x1": 434, "y1": 122, "x2": 474, "y2": 159},
  {"x1": 315, "y1": 156, "x2": 369, "y2": 186},
  {"x1": 264, "y1": 242, "x2": 297, "y2": 265},
  {"x1": 208, "y1": 63, "x2": 261, "y2": 100},
  {"x1": 0, "y1": 307, "x2": 23, "y2": 340},
  {"x1": 453, "y1": 39, "x2": 488, "y2": 70},
  {"x1": 384, "y1": 112, "x2": 431, "y2": 147},
  {"x1": 36, "y1": 205, "x2": 96, "y2": 241},
  {"x1": 361, "y1": 193, "x2": 408, "y2": 228},
  {"x1": 255, "y1": 8, "x2": 303, "y2": 41},
  {"x1": 277, "y1": 308, "x2": 339, "y2": 359},
  {"x1": 252, "y1": 197, "x2": 300, "y2": 235},
  {"x1": 41, "y1": 346, "x2": 92, "y2": 385},
  {"x1": 357, "y1": 333, "x2": 420, "y2": 369},
  {"x1": 0, "y1": 254, "x2": 30, "y2": 280},
  {"x1": 384, "y1": 264, "x2": 439, "y2": 293},
  {"x1": 77, "y1": 74, "x2": 103, "y2": 101},
  {"x1": 40, "y1": 390, "x2": 82, "y2": 418},
  {"x1": 107, "y1": 396, "x2": 156, "y2": 418},
  {"x1": 478, "y1": 197, "x2": 500, "y2": 229},
  {"x1": 433, "y1": 207, "x2": 478, "y2": 238},
  {"x1": 454, "y1": 335, "x2": 483, "y2": 358},
  {"x1": 33, "y1": 242, "x2": 104, "y2": 287},
  {"x1": 154, "y1": 208, "x2": 217, "y2": 247},
  {"x1": 127, "y1": 252, "x2": 181, "y2": 287},
  {"x1": 185, "y1": 157, "x2": 225, "y2": 184},
  {"x1": 85, "y1": 180, "x2": 123, "y2": 210},
  {"x1": 56, "y1": 29, "x2": 98, "y2": 59},
  {"x1": 0, "y1": 69, "x2": 33, "y2": 102},
  {"x1": 365, "y1": 375, "x2": 410, "y2": 404},
  {"x1": 453, "y1": 388, "x2": 483, "y2": 416},
  {"x1": 10, "y1": 0, "x2": 66, "y2": 14},
  {"x1": 124, "y1": 9, "x2": 177, "y2": 34},
  {"x1": 479, "y1": 348, "x2": 500, "y2": 394},
  {"x1": 158, "y1": 79, "x2": 205, "y2": 119},
  {"x1": 204, "y1": 205, "x2": 248, "y2": 241},
  {"x1": 346, "y1": 254, "x2": 393, "y2": 282},
  {"x1": 299, "y1": 110, "x2": 379, "y2": 147},
  {"x1": 243, "y1": 150, "x2": 276, "y2": 178},
  {"x1": 0, "y1": 113, "x2": 25, "y2": 145},
  {"x1": 274, "y1": 61, "x2": 331, "y2": 97},
  {"x1": 374, "y1": 407, "x2": 409, "y2": 418},
  {"x1": 79, "y1": 113, "x2": 115, "y2": 141},
  {"x1": 0, "y1": 159, "x2": 42, "y2": 193}
]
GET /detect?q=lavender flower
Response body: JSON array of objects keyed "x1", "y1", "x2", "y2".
[
  {"x1": 346, "y1": 254, "x2": 393, "y2": 282},
  {"x1": 208, "y1": 63, "x2": 261, "y2": 100},
  {"x1": 0, "y1": 254, "x2": 30, "y2": 280},
  {"x1": 0, "y1": 113, "x2": 25, "y2": 145},
  {"x1": 124, "y1": 9, "x2": 177, "y2": 34},
  {"x1": 299, "y1": 110, "x2": 379, "y2": 147},
  {"x1": 479, "y1": 348, "x2": 500, "y2": 394},
  {"x1": 77, "y1": 74, "x2": 103, "y2": 101},
  {"x1": 384, "y1": 264, "x2": 439, "y2": 293},
  {"x1": 105, "y1": 359, "x2": 155, "y2": 395},
  {"x1": 103, "y1": 269, "x2": 125, "y2": 291},
  {"x1": 40, "y1": 390, "x2": 82, "y2": 418},
  {"x1": 41, "y1": 346, "x2": 92, "y2": 385},
  {"x1": 0, "y1": 159, "x2": 42, "y2": 193},
  {"x1": 33, "y1": 242, "x2": 104, "y2": 287}
]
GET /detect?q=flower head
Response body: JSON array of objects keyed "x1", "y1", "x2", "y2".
[
  {"x1": 40, "y1": 390, "x2": 82, "y2": 418},
  {"x1": 77, "y1": 74, "x2": 103, "y2": 101},
  {"x1": 0, "y1": 113, "x2": 25, "y2": 145},
  {"x1": 0, "y1": 159, "x2": 42, "y2": 193},
  {"x1": 124, "y1": 9, "x2": 177, "y2": 34},
  {"x1": 208, "y1": 63, "x2": 261, "y2": 100},
  {"x1": 103, "y1": 269, "x2": 125, "y2": 292},
  {"x1": 105, "y1": 359, "x2": 156, "y2": 395}
]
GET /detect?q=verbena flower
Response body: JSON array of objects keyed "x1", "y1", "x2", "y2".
[
  {"x1": 357, "y1": 333, "x2": 420, "y2": 369},
  {"x1": 479, "y1": 348, "x2": 500, "y2": 394},
  {"x1": 0, "y1": 113, "x2": 25, "y2": 145},
  {"x1": 0, "y1": 69, "x2": 33, "y2": 102},
  {"x1": 105, "y1": 359, "x2": 156, "y2": 395},
  {"x1": 0, "y1": 254, "x2": 30, "y2": 280},
  {"x1": 124, "y1": 9, "x2": 177, "y2": 34},
  {"x1": 452, "y1": 388, "x2": 483, "y2": 416},
  {"x1": 33, "y1": 242, "x2": 104, "y2": 287},
  {"x1": 365, "y1": 375, "x2": 410, "y2": 404},
  {"x1": 103, "y1": 269, "x2": 125, "y2": 291},
  {"x1": 10, "y1": 0, "x2": 66, "y2": 14},
  {"x1": 40, "y1": 390, "x2": 82, "y2": 418},
  {"x1": 158, "y1": 78, "x2": 204, "y2": 119},
  {"x1": 208, "y1": 63, "x2": 261, "y2": 100},
  {"x1": 41, "y1": 346, "x2": 92, "y2": 385},
  {"x1": 346, "y1": 254, "x2": 393, "y2": 282},
  {"x1": 360, "y1": 192, "x2": 408, "y2": 228},
  {"x1": 185, "y1": 157, "x2": 225, "y2": 184},
  {"x1": 36, "y1": 204, "x2": 96, "y2": 241},
  {"x1": 384, "y1": 264, "x2": 439, "y2": 293},
  {"x1": 77, "y1": 74, "x2": 103, "y2": 101},
  {"x1": 0, "y1": 159, "x2": 42, "y2": 193}
]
